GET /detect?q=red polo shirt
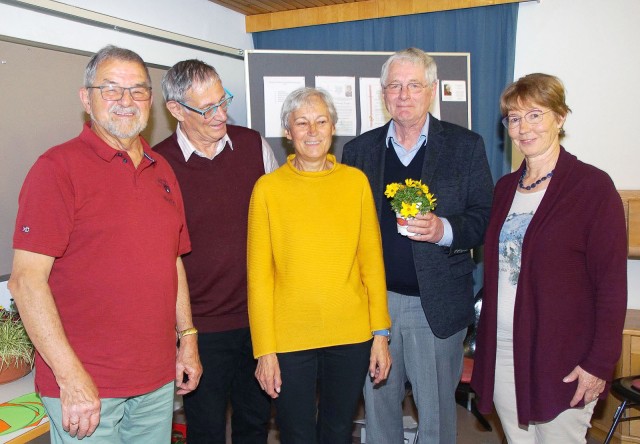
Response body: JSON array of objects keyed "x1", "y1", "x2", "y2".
[{"x1": 14, "y1": 123, "x2": 191, "y2": 398}]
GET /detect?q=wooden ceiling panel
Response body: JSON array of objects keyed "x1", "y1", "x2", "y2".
[
  {"x1": 206, "y1": 0, "x2": 267, "y2": 15},
  {"x1": 208, "y1": 0, "x2": 535, "y2": 32},
  {"x1": 209, "y1": 0, "x2": 367, "y2": 15}
]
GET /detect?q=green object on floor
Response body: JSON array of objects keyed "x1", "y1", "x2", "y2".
[{"x1": 0, "y1": 392, "x2": 47, "y2": 436}]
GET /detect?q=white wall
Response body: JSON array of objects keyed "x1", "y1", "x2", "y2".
[
  {"x1": 0, "y1": 0, "x2": 253, "y2": 125},
  {"x1": 514, "y1": 0, "x2": 640, "y2": 307}
]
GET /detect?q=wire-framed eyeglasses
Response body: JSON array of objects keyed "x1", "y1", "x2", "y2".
[
  {"x1": 86, "y1": 85, "x2": 152, "y2": 101},
  {"x1": 502, "y1": 109, "x2": 552, "y2": 129},
  {"x1": 177, "y1": 88, "x2": 234, "y2": 119},
  {"x1": 384, "y1": 82, "x2": 431, "y2": 94}
]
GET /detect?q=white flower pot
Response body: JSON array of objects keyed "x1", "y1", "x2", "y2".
[{"x1": 396, "y1": 212, "x2": 417, "y2": 237}]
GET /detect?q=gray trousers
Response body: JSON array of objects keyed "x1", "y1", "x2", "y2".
[{"x1": 364, "y1": 291, "x2": 465, "y2": 444}]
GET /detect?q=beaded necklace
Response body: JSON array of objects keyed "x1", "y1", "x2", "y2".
[{"x1": 518, "y1": 167, "x2": 554, "y2": 190}]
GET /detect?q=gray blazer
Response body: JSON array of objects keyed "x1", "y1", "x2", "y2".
[{"x1": 342, "y1": 115, "x2": 494, "y2": 338}]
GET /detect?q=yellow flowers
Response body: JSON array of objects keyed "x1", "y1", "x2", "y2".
[
  {"x1": 385, "y1": 178, "x2": 437, "y2": 218},
  {"x1": 384, "y1": 182, "x2": 401, "y2": 198}
]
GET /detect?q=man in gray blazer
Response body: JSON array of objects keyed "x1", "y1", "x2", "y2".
[{"x1": 342, "y1": 47, "x2": 493, "y2": 443}]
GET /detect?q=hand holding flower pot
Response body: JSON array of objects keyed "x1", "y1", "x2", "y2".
[{"x1": 384, "y1": 179, "x2": 437, "y2": 237}]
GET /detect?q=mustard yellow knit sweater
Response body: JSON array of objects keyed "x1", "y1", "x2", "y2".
[{"x1": 248, "y1": 154, "x2": 390, "y2": 358}]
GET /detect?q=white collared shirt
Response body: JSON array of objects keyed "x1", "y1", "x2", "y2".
[{"x1": 176, "y1": 124, "x2": 279, "y2": 173}]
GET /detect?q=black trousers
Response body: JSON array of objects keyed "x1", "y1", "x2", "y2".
[
  {"x1": 184, "y1": 328, "x2": 271, "y2": 444},
  {"x1": 274, "y1": 340, "x2": 371, "y2": 444}
]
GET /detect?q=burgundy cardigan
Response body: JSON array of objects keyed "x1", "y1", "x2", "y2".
[{"x1": 471, "y1": 147, "x2": 627, "y2": 424}]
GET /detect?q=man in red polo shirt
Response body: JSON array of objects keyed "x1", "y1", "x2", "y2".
[{"x1": 8, "y1": 45, "x2": 202, "y2": 443}]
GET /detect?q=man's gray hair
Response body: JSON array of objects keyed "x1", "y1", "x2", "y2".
[
  {"x1": 380, "y1": 47, "x2": 438, "y2": 87},
  {"x1": 281, "y1": 87, "x2": 338, "y2": 131},
  {"x1": 162, "y1": 59, "x2": 221, "y2": 103},
  {"x1": 84, "y1": 45, "x2": 151, "y2": 87}
]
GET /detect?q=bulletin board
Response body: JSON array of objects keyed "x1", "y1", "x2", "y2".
[
  {"x1": 245, "y1": 49, "x2": 471, "y2": 165},
  {"x1": 0, "y1": 38, "x2": 175, "y2": 275}
]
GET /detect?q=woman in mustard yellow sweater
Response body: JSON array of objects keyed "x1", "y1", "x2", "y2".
[{"x1": 248, "y1": 87, "x2": 391, "y2": 444}]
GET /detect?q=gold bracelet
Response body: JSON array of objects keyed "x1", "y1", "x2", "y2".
[{"x1": 177, "y1": 327, "x2": 198, "y2": 339}]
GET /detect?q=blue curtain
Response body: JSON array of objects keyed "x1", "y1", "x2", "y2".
[{"x1": 253, "y1": 4, "x2": 519, "y2": 182}]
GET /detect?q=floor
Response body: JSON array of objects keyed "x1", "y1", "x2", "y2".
[
  {"x1": 346, "y1": 395, "x2": 507, "y2": 444},
  {"x1": 29, "y1": 403, "x2": 507, "y2": 444},
  {"x1": 261, "y1": 393, "x2": 604, "y2": 444},
  {"x1": 28, "y1": 396, "x2": 605, "y2": 444}
]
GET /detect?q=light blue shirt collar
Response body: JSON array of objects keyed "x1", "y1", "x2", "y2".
[{"x1": 385, "y1": 115, "x2": 430, "y2": 167}]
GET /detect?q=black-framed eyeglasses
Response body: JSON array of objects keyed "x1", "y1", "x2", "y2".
[
  {"x1": 384, "y1": 82, "x2": 431, "y2": 94},
  {"x1": 86, "y1": 85, "x2": 152, "y2": 101},
  {"x1": 502, "y1": 109, "x2": 552, "y2": 129},
  {"x1": 177, "y1": 88, "x2": 233, "y2": 119}
]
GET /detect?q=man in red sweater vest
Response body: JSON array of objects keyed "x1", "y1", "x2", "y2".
[{"x1": 154, "y1": 59, "x2": 278, "y2": 444}]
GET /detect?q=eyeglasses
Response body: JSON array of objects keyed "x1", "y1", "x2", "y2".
[
  {"x1": 177, "y1": 88, "x2": 234, "y2": 119},
  {"x1": 86, "y1": 85, "x2": 152, "y2": 101},
  {"x1": 502, "y1": 109, "x2": 552, "y2": 129},
  {"x1": 384, "y1": 82, "x2": 431, "y2": 94}
]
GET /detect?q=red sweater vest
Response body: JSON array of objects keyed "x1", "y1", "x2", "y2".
[{"x1": 154, "y1": 125, "x2": 265, "y2": 332}]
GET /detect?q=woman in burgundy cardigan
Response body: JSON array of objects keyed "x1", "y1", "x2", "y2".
[{"x1": 471, "y1": 73, "x2": 627, "y2": 443}]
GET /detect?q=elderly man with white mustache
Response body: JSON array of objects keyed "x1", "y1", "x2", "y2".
[{"x1": 9, "y1": 45, "x2": 201, "y2": 443}]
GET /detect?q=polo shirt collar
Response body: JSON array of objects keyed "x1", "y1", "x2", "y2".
[
  {"x1": 176, "y1": 123, "x2": 233, "y2": 161},
  {"x1": 80, "y1": 121, "x2": 156, "y2": 164}
]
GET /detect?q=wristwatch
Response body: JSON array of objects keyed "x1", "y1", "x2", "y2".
[
  {"x1": 177, "y1": 327, "x2": 198, "y2": 339},
  {"x1": 372, "y1": 329, "x2": 391, "y2": 342}
]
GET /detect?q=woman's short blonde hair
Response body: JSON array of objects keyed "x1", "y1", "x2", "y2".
[{"x1": 500, "y1": 73, "x2": 571, "y2": 118}]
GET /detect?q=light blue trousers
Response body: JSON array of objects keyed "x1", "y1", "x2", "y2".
[
  {"x1": 42, "y1": 381, "x2": 174, "y2": 444},
  {"x1": 364, "y1": 291, "x2": 465, "y2": 444}
]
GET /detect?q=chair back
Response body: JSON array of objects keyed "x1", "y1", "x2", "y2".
[{"x1": 463, "y1": 288, "x2": 483, "y2": 358}]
